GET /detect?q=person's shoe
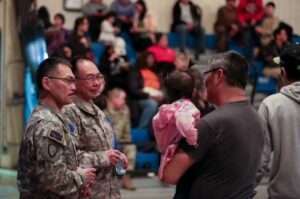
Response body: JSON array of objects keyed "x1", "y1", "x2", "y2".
[{"x1": 122, "y1": 175, "x2": 136, "y2": 191}]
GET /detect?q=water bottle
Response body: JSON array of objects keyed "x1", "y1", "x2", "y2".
[
  {"x1": 107, "y1": 116, "x2": 126, "y2": 176},
  {"x1": 115, "y1": 160, "x2": 126, "y2": 176}
]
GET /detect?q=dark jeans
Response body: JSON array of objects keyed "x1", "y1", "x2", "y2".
[
  {"x1": 137, "y1": 99, "x2": 158, "y2": 129},
  {"x1": 175, "y1": 24, "x2": 205, "y2": 57}
]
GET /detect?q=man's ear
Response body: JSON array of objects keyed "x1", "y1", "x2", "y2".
[
  {"x1": 279, "y1": 67, "x2": 288, "y2": 88},
  {"x1": 42, "y1": 76, "x2": 51, "y2": 92},
  {"x1": 215, "y1": 68, "x2": 225, "y2": 85}
]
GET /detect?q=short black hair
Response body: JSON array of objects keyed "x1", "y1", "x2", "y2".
[
  {"x1": 36, "y1": 57, "x2": 71, "y2": 91},
  {"x1": 266, "y1": 1, "x2": 276, "y2": 8},
  {"x1": 155, "y1": 32, "x2": 166, "y2": 43},
  {"x1": 54, "y1": 13, "x2": 65, "y2": 24},
  {"x1": 280, "y1": 44, "x2": 300, "y2": 81},
  {"x1": 165, "y1": 70, "x2": 195, "y2": 102},
  {"x1": 273, "y1": 25, "x2": 287, "y2": 38},
  {"x1": 73, "y1": 16, "x2": 88, "y2": 33},
  {"x1": 135, "y1": 0, "x2": 147, "y2": 21},
  {"x1": 70, "y1": 56, "x2": 95, "y2": 76},
  {"x1": 208, "y1": 51, "x2": 249, "y2": 89},
  {"x1": 104, "y1": 11, "x2": 117, "y2": 20}
]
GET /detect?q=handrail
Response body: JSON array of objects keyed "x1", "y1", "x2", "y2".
[{"x1": 0, "y1": 0, "x2": 6, "y2": 165}]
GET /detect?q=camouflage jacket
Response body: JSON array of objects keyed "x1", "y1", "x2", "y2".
[
  {"x1": 17, "y1": 105, "x2": 84, "y2": 199},
  {"x1": 63, "y1": 97, "x2": 121, "y2": 199}
]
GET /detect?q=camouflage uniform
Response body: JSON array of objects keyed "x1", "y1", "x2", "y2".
[
  {"x1": 17, "y1": 105, "x2": 84, "y2": 199},
  {"x1": 63, "y1": 97, "x2": 121, "y2": 199},
  {"x1": 105, "y1": 105, "x2": 136, "y2": 171}
]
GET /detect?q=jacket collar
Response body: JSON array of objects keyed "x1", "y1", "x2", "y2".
[{"x1": 74, "y1": 96, "x2": 98, "y2": 116}]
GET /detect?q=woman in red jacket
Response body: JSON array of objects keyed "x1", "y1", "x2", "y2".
[{"x1": 237, "y1": 0, "x2": 264, "y2": 58}]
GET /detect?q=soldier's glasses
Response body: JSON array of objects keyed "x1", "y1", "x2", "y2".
[
  {"x1": 47, "y1": 76, "x2": 76, "y2": 84},
  {"x1": 203, "y1": 67, "x2": 226, "y2": 75},
  {"x1": 76, "y1": 74, "x2": 104, "y2": 82}
]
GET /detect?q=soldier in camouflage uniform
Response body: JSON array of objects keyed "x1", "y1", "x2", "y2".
[
  {"x1": 105, "y1": 88, "x2": 137, "y2": 190},
  {"x1": 63, "y1": 58, "x2": 127, "y2": 199},
  {"x1": 17, "y1": 58, "x2": 96, "y2": 199}
]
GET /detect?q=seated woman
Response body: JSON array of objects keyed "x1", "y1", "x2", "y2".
[
  {"x1": 68, "y1": 16, "x2": 94, "y2": 60},
  {"x1": 45, "y1": 13, "x2": 70, "y2": 56},
  {"x1": 111, "y1": 0, "x2": 135, "y2": 32},
  {"x1": 258, "y1": 26, "x2": 290, "y2": 79},
  {"x1": 148, "y1": 33, "x2": 176, "y2": 77},
  {"x1": 100, "y1": 44, "x2": 130, "y2": 90},
  {"x1": 131, "y1": 0, "x2": 157, "y2": 52},
  {"x1": 171, "y1": 0, "x2": 205, "y2": 59},
  {"x1": 139, "y1": 52, "x2": 164, "y2": 99},
  {"x1": 126, "y1": 52, "x2": 163, "y2": 129}
]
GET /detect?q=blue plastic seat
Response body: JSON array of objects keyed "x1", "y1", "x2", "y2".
[
  {"x1": 293, "y1": 35, "x2": 300, "y2": 44},
  {"x1": 250, "y1": 60, "x2": 278, "y2": 97},
  {"x1": 91, "y1": 42, "x2": 106, "y2": 65},
  {"x1": 168, "y1": 32, "x2": 217, "y2": 50},
  {"x1": 131, "y1": 128, "x2": 151, "y2": 144},
  {"x1": 135, "y1": 152, "x2": 159, "y2": 171}
]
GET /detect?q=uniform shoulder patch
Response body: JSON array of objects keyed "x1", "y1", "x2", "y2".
[
  {"x1": 49, "y1": 130, "x2": 63, "y2": 141},
  {"x1": 47, "y1": 130, "x2": 65, "y2": 146},
  {"x1": 67, "y1": 123, "x2": 77, "y2": 136},
  {"x1": 48, "y1": 144, "x2": 58, "y2": 158}
]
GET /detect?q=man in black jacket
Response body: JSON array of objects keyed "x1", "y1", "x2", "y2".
[{"x1": 171, "y1": 0, "x2": 205, "y2": 59}]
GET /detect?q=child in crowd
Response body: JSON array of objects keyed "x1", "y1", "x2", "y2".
[
  {"x1": 152, "y1": 70, "x2": 203, "y2": 180},
  {"x1": 105, "y1": 88, "x2": 137, "y2": 190},
  {"x1": 138, "y1": 52, "x2": 164, "y2": 101},
  {"x1": 99, "y1": 12, "x2": 127, "y2": 56},
  {"x1": 174, "y1": 52, "x2": 192, "y2": 72}
]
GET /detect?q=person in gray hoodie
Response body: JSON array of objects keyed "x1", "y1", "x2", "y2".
[{"x1": 257, "y1": 43, "x2": 300, "y2": 199}]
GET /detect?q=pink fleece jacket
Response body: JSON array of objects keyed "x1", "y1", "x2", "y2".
[{"x1": 152, "y1": 99, "x2": 200, "y2": 179}]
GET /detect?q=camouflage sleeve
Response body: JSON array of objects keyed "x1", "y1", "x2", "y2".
[
  {"x1": 122, "y1": 107, "x2": 132, "y2": 143},
  {"x1": 33, "y1": 122, "x2": 84, "y2": 196},
  {"x1": 77, "y1": 150, "x2": 111, "y2": 168}
]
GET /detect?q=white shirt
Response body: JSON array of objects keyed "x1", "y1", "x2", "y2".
[{"x1": 180, "y1": 3, "x2": 193, "y2": 24}]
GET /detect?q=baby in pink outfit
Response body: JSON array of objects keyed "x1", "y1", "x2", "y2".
[
  {"x1": 153, "y1": 99, "x2": 200, "y2": 179},
  {"x1": 152, "y1": 70, "x2": 205, "y2": 180}
]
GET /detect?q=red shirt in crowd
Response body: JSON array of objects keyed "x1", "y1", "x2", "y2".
[
  {"x1": 237, "y1": 0, "x2": 264, "y2": 25},
  {"x1": 148, "y1": 45, "x2": 176, "y2": 63}
]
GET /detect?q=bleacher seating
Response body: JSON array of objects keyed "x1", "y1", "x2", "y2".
[
  {"x1": 91, "y1": 42, "x2": 106, "y2": 65},
  {"x1": 249, "y1": 60, "x2": 278, "y2": 95},
  {"x1": 135, "y1": 152, "x2": 160, "y2": 171},
  {"x1": 131, "y1": 128, "x2": 151, "y2": 144},
  {"x1": 168, "y1": 32, "x2": 217, "y2": 50},
  {"x1": 131, "y1": 128, "x2": 159, "y2": 172}
]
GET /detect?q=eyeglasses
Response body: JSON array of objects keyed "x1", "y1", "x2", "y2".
[
  {"x1": 203, "y1": 67, "x2": 226, "y2": 75},
  {"x1": 47, "y1": 76, "x2": 76, "y2": 84},
  {"x1": 76, "y1": 74, "x2": 105, "y2": 82}
]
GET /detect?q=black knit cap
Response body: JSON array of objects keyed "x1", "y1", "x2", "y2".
[{"x1": 280, "y1": 43, "x2": 300, "y2": 81}]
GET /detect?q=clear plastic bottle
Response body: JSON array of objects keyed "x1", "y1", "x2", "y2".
[{"x1": 115, "y1": 160, "x2": 126, "y2": 176}]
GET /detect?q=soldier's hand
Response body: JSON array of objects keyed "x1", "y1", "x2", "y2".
[
  {"x1": 80, "y1": 184, "x2": 93, "y2": 198},
  {"x1": 105, "y1": 149, "x2": 123, "y2": 166},
  {"x1": 77, "y1": 167, "x2": 96, "y2": 185},
  {"x1": 120, "y1": 152, "x2": 129, "y2": 169}
]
